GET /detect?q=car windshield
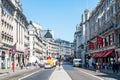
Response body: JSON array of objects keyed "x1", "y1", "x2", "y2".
[
  {"x1": 45, "y1": 63, "x2": 50, "y2": 65},
  {"x1": 75, "y1": 60, "x2": 81, "y2": 62}
]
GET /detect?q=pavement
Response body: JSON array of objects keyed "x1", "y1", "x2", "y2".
[
  {"x1": 0, "y1": 66, "x2": 39, "y2": 78},
  {"x1": 84, "y1": 66, "x2": 120, "y2": 75},
  {"x1": 49, "y1": 65, "x2": 72, "y2": 80},
  {"x1": 101, "y1": 69, "x2": 120, "y2": 75}
]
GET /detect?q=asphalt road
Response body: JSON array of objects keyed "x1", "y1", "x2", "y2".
[
  {"x1": 20, "y1": 68, "x2": 55, "y2": 80},
  {"x1": 63, "y1": 65, "x2": 102, "y2": 80},
  {"x1": 63, "y1": 63, "x2": 120, "y2": 80}
]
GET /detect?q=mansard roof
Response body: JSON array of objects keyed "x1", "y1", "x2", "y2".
[{"x1": 44, "y1": 30, "x2": 53, "y2": 38}]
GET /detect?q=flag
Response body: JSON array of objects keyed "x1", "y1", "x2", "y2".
[
  {"x1": 12, "y1": 43, "x2": 16, "y2": 54},
  {"x1": 96, "y1": 35, "x2": 103, "y2": 46},
  {"x1": 88, "y1": 41, "x2": 94, "y2": 50}
]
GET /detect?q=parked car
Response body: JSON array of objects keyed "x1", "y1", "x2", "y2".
[
  {"x1": 39, "y1": 60, "x2": 45, "y2": 67},
  {"x1": 44, "y1": 63, "x2": 52, "y2": 69},
  {"x1": 73, "y1": 59, "x2": 82, "y2": 67}
]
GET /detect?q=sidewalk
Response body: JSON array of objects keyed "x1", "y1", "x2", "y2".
[
  {"x1": 49, "y1": 65, "x2": 72, "y2": 80},
  {"x1": 0, "y1": 66, "x2": 39, "y2": 77},
  {"x1": 100, "y1": 69, "x2": 120, "y2": 75},
  {"x1": 84, "y1": 67, "x2": 120, "y2": 75}
]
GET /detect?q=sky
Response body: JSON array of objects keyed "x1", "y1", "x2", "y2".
[{"x1": 20, "y1": 0, "x2": 98, "y2": 42}]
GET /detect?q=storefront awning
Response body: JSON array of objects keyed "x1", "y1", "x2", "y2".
[
  {"x1": 91, "y1": 52, "x2": 101, "y2": 58},
  {"x1": 91, "y1": 49, "x2": 114, "y2": 58},
  {"x1": 98, "y1": 52, "x2": 104, "y2": 58},
  {"x1": 100, "y1": 50, "x2": 108, "y2": 57},
  {"x1": 103, "y1": 49, "x2": 114, "y2": 57}
]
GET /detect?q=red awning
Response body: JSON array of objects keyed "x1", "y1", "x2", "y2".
[
  {"x1": 91, "y1": 49, "x2": 114, "y2": 58},
  {"x1": 95, "y1": 52, "x2": 100, "y2": 58},
  {"x1": 98, "y1": 51, "x2": 104, "y2": 58},
  {"x1": 92, "y1": 52, "x2": 101, "y2": 58},
  {"x1": 103, "y1": 49, "x2": 114, "y2": 57},
  {"x1": 91, "y1": 53, "x2": 96, "y2": 58},
  {"x1": 91, "y1": 52, "x2": 99, "y2": 58}
]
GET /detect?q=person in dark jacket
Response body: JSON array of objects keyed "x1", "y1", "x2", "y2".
[{"x1": 112, "y1": 60, "x2": 119, "y2": 73}]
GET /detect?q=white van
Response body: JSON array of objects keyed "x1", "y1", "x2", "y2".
[{"x1": 73, "y1": 59, "x2": 82, "y2": 67}]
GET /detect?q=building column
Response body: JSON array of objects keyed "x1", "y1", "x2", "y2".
[
  {"x1": 81, "y1": 50, "x2": 85, "y2": 67},
  {"x1": 114, "y1": 30, "x2": 118, "y2": 46},
  {"x1": 5, "y1": 53, "x2": 9, "y2": 69},
  {"x1": 0, "y1": 50, "x2": 2, "y2": 69}
]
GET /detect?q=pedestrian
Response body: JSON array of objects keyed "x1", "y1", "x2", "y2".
[
  {"x1": 85, "y1": 62, "x2": 89, "y2": 68},
  {"x1": 116, "y1": 63, "x2": 119, "y2": 73},
  {"x1": 96, "y1": 62, "x2": 100, "y2": 72},
  {"x1": 20, "y1": 62, "x2": 23, "y2": 69},
  {"x1": 92, "y1": 62, "x2": 96, "y2": 69},
  {"x1": 58, "y1": 58, "x2": 61, "y2": 67},
  {"x1": 112, "y1": 60, "x2": 119, "y2": 73},
  {"x1": 12, "y1": 63, "x2": 14, "y2": 72}
]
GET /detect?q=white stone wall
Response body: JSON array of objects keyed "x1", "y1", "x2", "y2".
[{"x1": 0, "y1": 0, "x2": 28, "y2": 69}]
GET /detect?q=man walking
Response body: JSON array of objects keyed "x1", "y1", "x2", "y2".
[{"x1": 112, "y1": 60, "x2": 119, "y2": 73}]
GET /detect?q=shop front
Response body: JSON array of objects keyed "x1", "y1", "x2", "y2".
[
  {"x1": 0, "y1": 50, "x2": 12, "y2": 69},
  {"x1": 91, "y1": 49, "x2": 115, "y2": 63},
  {"x1": 1, "y1": 51, "x2": 5, "y2": 69}
]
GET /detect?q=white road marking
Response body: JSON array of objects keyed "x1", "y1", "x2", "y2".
[
  {"x1": 77, "y1": 69, "x2": 104, "y2": 80},
  {"x1": 18, "y1": 69, "x2": 42, "y2": 80}
]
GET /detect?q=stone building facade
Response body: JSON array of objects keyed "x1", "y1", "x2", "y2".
[
  {"x1": 28, "y1": 22, "x2": 44, "y2": 62},
  {"x1": 74, "y1": 0, "x2": 120, "y2": 65},
  {"x1": 40, "y1": 30, "x2": 59, "y2": 58},
  {"x1": 0, "y1": 0, "x2": 28, "y2": 69},
  {"x1": 74, "y1": 24, "x2": 83, "y2": 59},
  {"x1": 55, "y1": 39, "x2": 72, "y2": 58},
  {"x1": 86, "y1": 0, "x2": 120, "y2": 63}
]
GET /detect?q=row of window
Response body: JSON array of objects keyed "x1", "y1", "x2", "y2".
[
  {"x1": 2, "y1": 9, "x2": 13, "y2": 21},
  {"x1": 2, "y1": 19, "x2": 13, "y2": 30},
  {"x1": 2, "y1": 0, "x2": 27, "y2": 27},
  {"x1": 1, "y1": 31, "x2": 13, "y2": 42},
  {"x1": 93, "y1": 0, "x2": 113, "y2": 20},
  {"x1": 16, "y1": 14, "x2": 26, "y2": 25},
  {"x1": 91, "y1": 10, "x2": 114, "y2": 34},
  {"x1": 2, "y1": 0, "x2": 14, "y2": 15},
  {"x1": 88, "y1": 33, "x2": 114, "y2": 50},
  {"x1": 90, "y1": 2, "x2": 115, "y2": 39}
]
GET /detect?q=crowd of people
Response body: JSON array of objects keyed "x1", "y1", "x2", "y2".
[{"x1": 85, "y1": 60, "x2": 120, "y2": 73}]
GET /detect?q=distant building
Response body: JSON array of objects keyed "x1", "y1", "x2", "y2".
[
  {"x1": 40, "y1": 30, "x2": 59, "y2": 58},
  {"x1": 55, "y1": 39, "x2": 73, "y2": 57},
  {"x1": 74, "y1": 24, "x2": 83, "y2": 59},
  {"x1": 28, "y1": 21, "x2": 44, "y2": 61}
]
